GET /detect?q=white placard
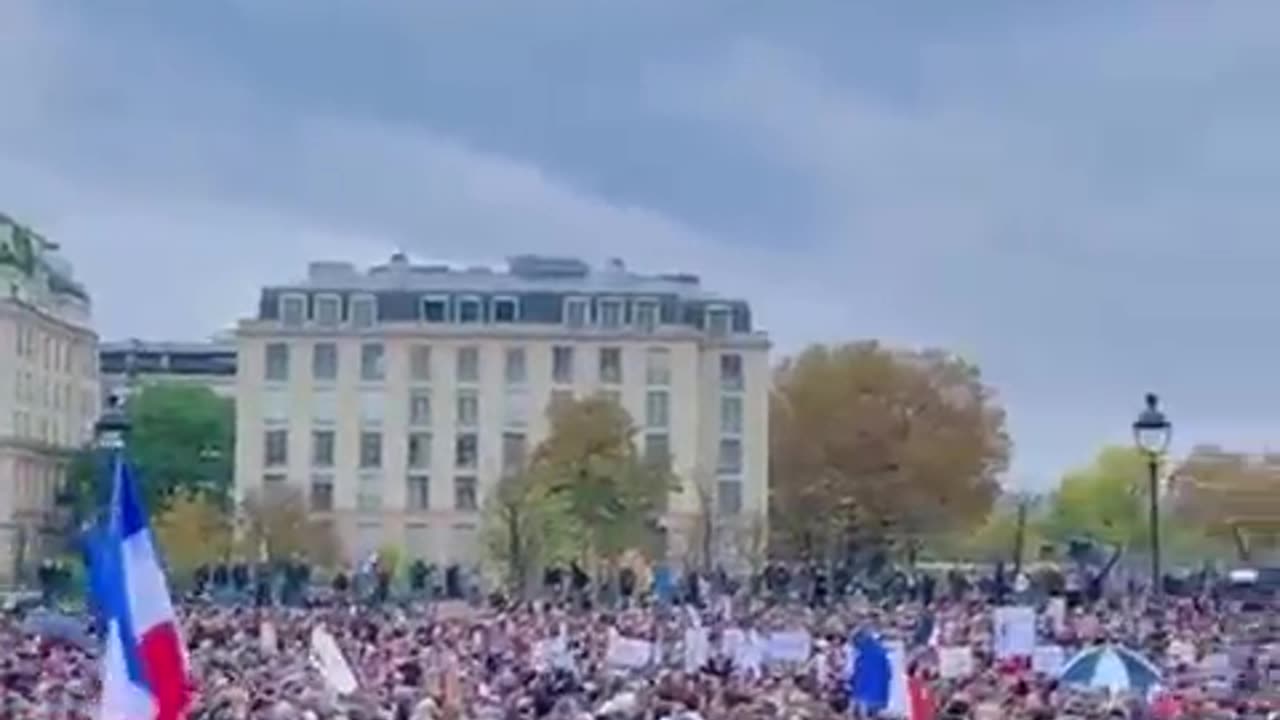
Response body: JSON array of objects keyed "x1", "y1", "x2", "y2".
[
  {"x1": 260, "y1": 621, "x2": 278, "y2": 656},
  {"x1": 765, "y1": 630, "x2": 812, "y2": 665},
  {"x1": 1168, "y1": 639, "x2": 1196, "y2": 666},
  {"x1": 1045, "y1": 598, "x2": 1066, "y2": 634},
  {"x1": 605, "y1": 632, "x2": 654, "y2": 669},
  {"x1": 938, "y1": 646, "x2": 974, "y2": 679},
  {"x1": 993, "y1": 606, "x2": 1036, "y2": 659},
  {"x1": 684, "y1": 627, "x2": 709, "y2": 672},
  {"x1": 309, "y1": 625, "x2": 358, "y2": 695},
  {"x1": 1032, "y1": 645, "x2": 1064, "y2": 675}
]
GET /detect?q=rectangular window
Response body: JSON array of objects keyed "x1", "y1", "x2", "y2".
[
  {"x1": 549, "y1": 389, "x2": 574, "y2": 411},
  {"x1": 264, "y1": 429, "x2": 288, "y2": 467},
  {"x1": 599, "y1": 347, "x2": 622, "y2": 384},
  {"x1": 421, "y1": 296, "x2": 448, "y2": 323},
  {"x1": 314, "y1": 294, "x2": 341, "y2": 328},
  {"x1": 717, "y1": 438, "x2": 743, "y2": 475},
  {"x1": 456, "y1": 346, "x2": 480, "y2": 383},
  {"x1": 359, "y1": 431, "x2": 383, "y2": 469},
  {"x1": 263, "y1": 473, "x2": 287, "y2": 489},
  {"x1": 357, "y1": 473, "x2": 383, "y2": 511},
  {"x1": 598, "y1": 298, "x2": 623, "y2": 329},
  {"x1": 280, "y1": 294, "x2": 307, "y2": 327},
  {"x1": 456, "y1": 390, "x2": 479, "y2": 428},
  {"x1": 262, "y1": 389, "x2": 289, "y2": 425},
  {"x1": 720, "y1": 396, "x2": 743, "y2": 435},
  {"x1": 311, "y1": 390, "x2": 337, "y2": 425},
  {"x1": 311, "y1": 430, "x2": 335, "y2": 467},
  {"x1": 407, "y1": 475, "x2": 430, "y2": 511},
  {"x1": 645, "y1": 390, "x2": 669, "y2": 429},
  {"x1": 634, "y1": 300, "x2": 658, "y2": 333},
  {"x1": 457, "y1": 296, "x2": 482, "y2": 324},
  {"x1": 309, "y1": 474, "x2": 334, "y2": 512},
  {"x1": 360, "y1": 343, "x2": 385, "y2": 382},
  {"x1": 409, "y1": 345, "x2": 432, "y2": 382},
  {"x1": 719, "y1": 353, "x2": 744, "y2": 391},
  {"x1": 600, "y1": 389, "x2": 622, "y2": 407},
  {"x1": 264, "y1": 343, "x2": 290, "y2": 382},
  {"x1": 644, "y1": 433, "x2": 670, "y2": 467},
  {"x1": 551, "y1": 345, "x2": 574, "y2": 384},
  {"x1": 360, "y1": 390, "x2": 385, "y2": 426},
  {"x1": 645, "y1": 348, "x2": 671, "y2": 386},
  {"x1": 504, "y1": 347, "x2": 527, "y2": 384},
  {"x1": 454, "y1": 476, "x2": 478, "y2": 512},
  {"x1": 717, "y1": 480, "x2": 743, "y2": 516},
  {"x1": 312, "y1": 342, "x2": 338, "y2": 381},
  {"x1": 407, "y1": 431, "x2": 432, "y2": 469},
  {"x1": 455, "y1": 433, "x2": 479, "y2": 469},
  {"x1": 408, "y1": 389, "x2": 432, "y2": 427},
  {"x1": 350, "y1": 294, "x2": 377, "y2": 329},
  {"x1": 503, "y1": 386, "x2": 530, "y2": 428},
  {"x1": 502, "y1": 432, "x2": 526, "y2": 475},
  {"x1": 706, "y1": 306, "x2": 732, "y2": 337},
  {"x1": 564, "y1": 297, "x2": 589, "y2": 328},
  {"x1": 492, "y1": 297, "x2": 519, "y2": 323}
]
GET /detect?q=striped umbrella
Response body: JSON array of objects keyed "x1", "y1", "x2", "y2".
[{"x1": 1059, "y1": 645, "x2": 1163, "y2": 694}]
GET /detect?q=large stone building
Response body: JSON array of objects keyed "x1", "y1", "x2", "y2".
[
  {"x1": 99, "y1": 338, "x2": 237, "y2": 404},
  {"x1": 235, "y1": 253, "x2": 769, "y2": 566},
  {"x1": 0, "y1": 214, "x2": 99, "y2": 581}
]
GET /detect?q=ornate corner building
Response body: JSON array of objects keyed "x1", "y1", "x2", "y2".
[{"x1": 0, "y1": 214, "x2": 99, "y2": 583}]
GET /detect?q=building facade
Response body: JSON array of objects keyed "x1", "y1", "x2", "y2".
[
  {"x1": 99, "y1": 338, "x2": 237, "y2": 404},
  {"x1": 235, "y1": 254, "x2": 769, "y2": 567},
  {"x1": 0, "y1": 214, "x2": 99, "y2": 581}
]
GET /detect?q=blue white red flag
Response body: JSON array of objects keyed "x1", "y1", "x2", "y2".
[{"x1": 92, "y1": 457, "x2": 191, "y2": 720}]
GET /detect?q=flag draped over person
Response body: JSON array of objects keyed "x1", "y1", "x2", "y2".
[{"x1": 90, "y1": 457, "x2": 191, "y2": 720}]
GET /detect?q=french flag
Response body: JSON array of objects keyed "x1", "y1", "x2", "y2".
[
  {"x1": 848, "y1": 631, "x2": 935, "y2": 720},
  {"x1": 91, "y1": 457, "x2": 191, "y2": 720}
]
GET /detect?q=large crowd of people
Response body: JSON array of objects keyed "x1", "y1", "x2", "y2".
[{"x1": 1, "y1": 564, "x2": 1277, "y2": 719}]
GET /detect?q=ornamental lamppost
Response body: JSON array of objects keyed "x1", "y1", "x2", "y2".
[
  {"x1": 1132, "y1": 392, "x2": 1172, "y2": 598},
  {"x1": 95, "y1": 393, "x2": 131, "y2": 452}
]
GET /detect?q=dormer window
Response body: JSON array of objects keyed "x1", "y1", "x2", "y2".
[
  {"x1": 564, "y1": 297, "x2": 589, "y2": 329},
  {"x1": 421, "y1": 295, "x2": 449, "y2": 323},
  {"x1": 598, "y1": 298, "x2": 624, "y2": 330},
  {"x1": 280, "y1": 293, "x2": 307, "y2": 328},
  {"x1": 633, "y1": 299, "x2": 659, "y2": 334},
  {"x1": 350, "y1": 294, "x2": 377, "y2": 329},
  {"x1": 457, "y1": 296, "x2": 482, "y2": 324},
  {"x1": 705, "y1": 305, "x2": 732, "y2": 338},
  {"x1": 314, "y1": 294, "x2": 341, "y2": 328},
  {"x1": 492, "y1": 296, "x2": 519, "y2": 323}
]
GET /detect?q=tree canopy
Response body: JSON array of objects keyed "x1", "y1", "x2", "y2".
[
  {"x1": 238, "y1": 487, "x2": 340, "y2": 566},
  {"x1": 65, "y1": 382, "x2": 235, "y2": 521},
  {"x1": 1044, "y1": 446, "x2": 1150, "y2": 548},
  {"x1": 527, "y1": 393, "x2": 675, "y2": 562},
  {"x1": 1172, "y1": 447, "x2": 1280, "y2": 560},
  {"x1": 152, "y1": 491, "x2": 232, "y2": 577},
  {"x1": 769, "y1": 342, "x2": 1010, "y2": 561}
]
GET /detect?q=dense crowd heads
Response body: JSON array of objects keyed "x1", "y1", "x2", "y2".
[{"x1": 2, "y1": 564, "x2": 1279, "y2": 719}]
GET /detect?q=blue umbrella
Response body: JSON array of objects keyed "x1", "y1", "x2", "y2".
[{"x1": 1059, "y1": 645, "x2": 1162, "y2": 694}]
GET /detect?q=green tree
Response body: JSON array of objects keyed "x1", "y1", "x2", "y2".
[
  {"x1": 770, "y1": 342, "x2": 1010, "y2": 561},
  {"x1": 64, "y1": 382, "x2": 234, "y2": 519},
  {"x1": 1045, "y1": 446, "x2": 1148, "y2": 548},
  {"x1": 530, "y1": 393, "x2": 676, "y2": 563},
  {"x1": 482, "y1": 468, "x2": 581, "y2": 596}
]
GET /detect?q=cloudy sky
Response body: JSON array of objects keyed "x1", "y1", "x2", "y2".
[{"x1": 3, "y1": 1, "x2": 1279, "y2": 485}]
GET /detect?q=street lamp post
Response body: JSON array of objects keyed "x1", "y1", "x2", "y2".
[
  {"x1": 1132, "y1": 392, "x2": 1172, "y2": 598},
  {"x1": 95, "y1": 393, "x2": 132, "y2": 452}
]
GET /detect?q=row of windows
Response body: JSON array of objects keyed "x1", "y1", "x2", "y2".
[
  {"x1": 277, "y1": 293, "x2": 735, "y2": 336},
  {"x1": 10, "y1": 321, "x2": 94, "y2": 377},
  {"x1": 263, "y1": 430, "x2": 698, "y2": 514},
  {"x1": 275, "y1": 470, "x2": 745, "y2": 516},
  {"x1": 11, "y1": 410, "x2": 84, "y2": 448},
  {"x1": 262, "y1": 424, "x2": 742, "y2": 478},
  {"x1": 14, "y1": 371, "x2": 94, "y2": 415},
  {"x1": 264, "y1": 342, "x2": 746, "y2": 390}
]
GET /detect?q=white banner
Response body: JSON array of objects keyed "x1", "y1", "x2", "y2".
[
  {"x1": 605, "y1": 632, "x2": 654, "y2": 669},
  {"x1": 993, "y1": 606, "x2": 1036, "y2": 659},
  {"x1": 938, "y1": 646, "x2": 974, "y2": 679},
  {"x1": 310, "y1": 625, "x2": 358, "y2": 696},
  {"x1": 765, "y1": 630, "x2": 813, "y2": 665}
]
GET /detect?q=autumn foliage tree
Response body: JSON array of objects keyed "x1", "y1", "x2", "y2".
[
  {"x1": 238, "y1": 487, "x2": 341, "y2": 566},
  {"x1": 528, "y1": 393, "x2": 675, "y2": 563},
  {"x1": 152, "y1": 491, "x2": 232, "y2": 577},
  {"x1": 482, "y1": 467, "x2": 581, "y2": 596},
  {"x1": 770, "y1": 342, "x2": 1010, "y2": 561},
  {"x1": 1172, "y1": 446, "x2": 1280, "y2": 561}
]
